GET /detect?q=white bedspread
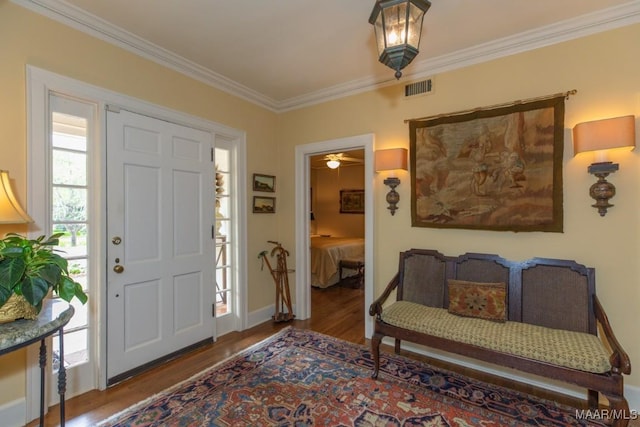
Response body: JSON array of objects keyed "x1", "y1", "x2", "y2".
[{"x1": 310, "y1": 236, "x2": 364, "y2": 288}]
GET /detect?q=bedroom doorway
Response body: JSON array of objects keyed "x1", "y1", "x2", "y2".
[{"x1": 294, "y1": 134, "x2": 375, "y2": 339}]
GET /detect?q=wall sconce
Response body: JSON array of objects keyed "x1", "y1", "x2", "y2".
[
  {"x1": 0, "y1": 170, "x2": 33, "y2": 224},
  {"x1": 572, "y1": 115, "x2": 636, "y2": 217},
  {"x1": 375, "y1": 148, "x2": 408, "y2": 215}
]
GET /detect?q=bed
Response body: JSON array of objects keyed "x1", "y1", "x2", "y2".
[{"x1": 310, "y1": 236, "x2": 365, "y2": 288}]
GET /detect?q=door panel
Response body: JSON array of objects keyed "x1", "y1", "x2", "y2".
[{"x1": 107, "y1": 109, "x2": 215, "y2": 381}]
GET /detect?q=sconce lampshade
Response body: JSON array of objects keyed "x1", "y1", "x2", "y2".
[
  {"x1": 369, "y1": 0, "x2": 431, "y2": 79},
  {"x1": 375, "y1": 148, "x2": 408, "y2": 172},
  {"x1": 375, "y1": 148, "x2": 408, "y2": 216},
  {"x1": 573, "y1": 115, "x2": 636, "y2": 155},
  {"x1": 0, "y1": 170, "x2": 33, "y2": 224}
]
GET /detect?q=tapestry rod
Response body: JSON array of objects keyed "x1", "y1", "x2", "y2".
[{"x1": 404, "y1": 89, "x2": 577, "y2": 123}]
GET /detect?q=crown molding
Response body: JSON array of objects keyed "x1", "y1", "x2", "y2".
[
  {"x1": 13, "y1": 0, "x2": 640, "y2": 113},
  {"x1": 12, "y1": 0, "x2": 281, "y2": 111},
  {"x1": 280, "y1": 1, "x2": 640, "y2": 111}
]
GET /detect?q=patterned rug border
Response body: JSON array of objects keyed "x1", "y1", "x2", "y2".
[
  {"x1": 96, "y1": 327, "x2": 295, "y2": 427},
  {"x1": 97, "y1": 326, "x2": 605, "y2": 426}
]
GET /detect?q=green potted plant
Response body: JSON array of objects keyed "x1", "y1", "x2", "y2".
[{"x1": 0, "y1": 233, "x2": 88, "y2": 323}]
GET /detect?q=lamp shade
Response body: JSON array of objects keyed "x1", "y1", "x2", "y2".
[
  {"x1": 369, "y1": 0, "x2": 431, "y2": 79},
  {"x1": 375, "y1": 148, "x2": 408, "y2": 172},
  {"x1": 326, "y1": 160, "x2": 341, "y2": 169},
  {"x1": 573, "y1": 115, "x2": 636, "y2": 155},
  {"x1": 0, "y1": 170, "x2": 33, "y2": 224}
]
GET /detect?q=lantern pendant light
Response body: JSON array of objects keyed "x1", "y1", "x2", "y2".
[{"x1": 369, "y1": 0, "x2": 431, "y2": 79}]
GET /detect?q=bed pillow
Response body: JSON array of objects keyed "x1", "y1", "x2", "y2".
[{"x1": 447, "y1": 279, "x2": 507, "y2": 322}]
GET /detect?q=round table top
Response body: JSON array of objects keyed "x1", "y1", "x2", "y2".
[{"x1": 0, "y1": 299, "x2": 75, "y2": 354}]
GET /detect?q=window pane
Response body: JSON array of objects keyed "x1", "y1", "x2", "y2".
[
  {"x1": 216, "y1": 218, "x2": 231, "y2": 237},
  {"x1": 51, "y1": 297, "x2": 87, "y2": 330},
  {"x1": 53, "y1": 187, "x2": 87, "y2": 221},
  {"x1": 215, "y1": 290, "x2": 230, "y2": 316},
  {"x1": 214, "y1": 148, "x2": 230, "y2": 172},
  {"x1": 67, "y1": 258, "x2": 88, "y2": 290},
  {"x1": 52, "y1": 150, "x2": 87, "y2": 186},
  {"x1": 52, "y1": 131, "x2": 86, "y2": 152},
  {"x1": 52, "y1": 329, "x2": 88, "y2": 372},
  {"x1": 215, "y1": 266, "x2": 230, "y2": 292},
  {"x1": 54, "y1": 224, "x2": 88, "y2": 258},
  {"x1": 52, "y1": 111, "x2": 87, "y2": 150}
]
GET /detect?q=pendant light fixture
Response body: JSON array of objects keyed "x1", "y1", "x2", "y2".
[{"x1": 369, "y1": 0, "x2": 431, "y2": 79}]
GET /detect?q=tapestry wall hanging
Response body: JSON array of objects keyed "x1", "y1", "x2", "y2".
[{"x1": 410, "y1": 95, "x2": 565, "y2": 232}]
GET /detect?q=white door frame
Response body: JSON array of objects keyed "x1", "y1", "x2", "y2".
[
  {"x1": 294, "y1": 134, "x2": 375, "y2": 338},
  {"x1": 26, "y1": 65, "x2": 247, "y2": 408}
]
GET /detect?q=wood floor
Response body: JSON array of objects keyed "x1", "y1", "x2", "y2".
[
  {"x1": 30, "y1": 284, "x2": 365, "y2": 426},
  {"x1": 30, "y1": 282, "x2": 636, "y2": 426}
]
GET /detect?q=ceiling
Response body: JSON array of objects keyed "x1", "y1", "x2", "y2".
[{"x1": 16, "y1": 0, "x2": 640, "y2": 111}]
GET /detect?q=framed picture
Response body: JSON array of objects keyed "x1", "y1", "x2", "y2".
[
  {"x1": 253, "y1": 196, "x2": 276, "y2": 213},
  {"x1": 340, "y1": 189, "x2": 365, "y2": 214},
  {"x1": 253, "y1": 173, "x2": 275, "y2": 192},
  {"x1": 409, "y1": 95, "x2": 564, "y2": 232}
]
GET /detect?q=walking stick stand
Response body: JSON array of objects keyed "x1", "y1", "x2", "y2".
[{"x1": 259, "y1": 241, "x2": 295, "y2": 322}]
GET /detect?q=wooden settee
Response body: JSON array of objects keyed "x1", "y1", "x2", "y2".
[{"x1": 369, "y1": 249, "x2": 632, "y2": 426}]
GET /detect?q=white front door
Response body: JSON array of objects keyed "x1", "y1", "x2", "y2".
[{"x1": 106, "y1": 108, "x2": 215, "y2": 382}]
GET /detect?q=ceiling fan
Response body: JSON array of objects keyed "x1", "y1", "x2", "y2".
[{"x1": 324, "y1": 153, "x2": 363, "y2": 169}]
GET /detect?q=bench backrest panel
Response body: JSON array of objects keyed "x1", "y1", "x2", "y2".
[
  {"x1": 521, "y1": 262, "x2": 594, "y2": 333},
  {"x1": 396, "y1": 249, "x2": 596, "y2": 335},
  {"x1": 399, "y1": 250, "x2": 446, "y2": 307}
]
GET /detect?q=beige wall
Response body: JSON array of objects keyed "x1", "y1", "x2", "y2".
[
  {"x1": 279, "y1": 24, "x2": 640, "y2": 390},
  {"x1": 311, "y1": 165, "x2": 365, "y2": 237},
  {"x1": 1, "y1": 0, "x2": 640, "y2": 411},
  {"x1": 0, "y1": 2, "x2": 279, "y2": 405}
]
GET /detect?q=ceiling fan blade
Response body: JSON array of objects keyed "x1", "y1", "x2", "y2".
[{"x1": 339, "y1": 156, "x2": 363, "y2": 163}]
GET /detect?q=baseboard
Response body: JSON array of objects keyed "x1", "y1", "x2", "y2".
[
  {"x1": 384, "y1": 337, "x2": 640, "y2": 411},
  {"x1": 626, "y1": 384, "x2": 640, "y2": 411},
  {"x1": 0, "y1": 398, "x2": 26, "y2": 427},
  {"x1": 246, "y1": 304, "x2": 276, "y2": 329},
  {"x1": 247, "y1": 304, "x2": 298, "y2": 330}
]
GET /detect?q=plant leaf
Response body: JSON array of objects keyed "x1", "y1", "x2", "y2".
[
  {"x1": 37, "y1": 264, "x2": 62, "y2": 286},
  {"x1": 20, "y1": 277, "x2": 50, "y2": 306},
  {"x1": 0, "y1": 258, "x2": 26, "y2": 289},
  {"x1": 0, "y1": 286, "x2": 12, "y2": 308},
  {"x1": 57, "y1": 276, "x2": 77, "y2": 302},
  {"x1": 74, "y1": 282, "x2": 88, "y2": 304}
]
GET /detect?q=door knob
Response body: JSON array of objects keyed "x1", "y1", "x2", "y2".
[
  {"x1": 113, "y1": 264, "x2": 124, "y2": 273},
  {"x1": 112, "y1": 236, "x2": 122, "y2": 245}
]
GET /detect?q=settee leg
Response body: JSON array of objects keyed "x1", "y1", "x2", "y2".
[
  {"x1": 587, "y1": 389, "x2": 598, "y2": 409},
  {"x1": 603, "y1": 393, "x2": 630, "y2": 427},
  {"x1": 371, "y1": 332, "x2": 382, "y2": 379},
  {"x1": 394, "y1": 338, "x2": 401, "y2": 354}
]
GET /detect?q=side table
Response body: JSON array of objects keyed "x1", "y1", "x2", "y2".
[{"x1": 0, "y1": 299, "x2": 75, "y2": 426}]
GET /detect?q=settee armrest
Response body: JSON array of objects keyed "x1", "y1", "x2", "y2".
[
  {"x1": 369, "y1": 272, "x2": 400, "y2": 318},
  {"x1": 594, "y1": 295, "x2": 631, "y2": 375}
]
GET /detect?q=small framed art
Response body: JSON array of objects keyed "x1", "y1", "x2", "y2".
[
  {"x1": 253, "y1": 174, "x2": 275, "y2": 192},
  {"x1": 340, "y1": 189, "x2": 365, "y2": 214},
  {"x1": 253, "y1": 196, "x2": 276, "y2": 213}
]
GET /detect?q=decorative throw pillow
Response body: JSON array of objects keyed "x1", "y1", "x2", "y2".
[{"x1": 447, "y1": 279, "x2": 507, "y2": 322}]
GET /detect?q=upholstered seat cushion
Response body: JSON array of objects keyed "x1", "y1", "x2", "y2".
[{"x1": 381, "y1": 300, "x2": 612, "y2": 374}]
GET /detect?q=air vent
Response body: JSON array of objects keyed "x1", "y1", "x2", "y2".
[{"x1": 404, "y1": 79, "x2": 433, "y2": 97}]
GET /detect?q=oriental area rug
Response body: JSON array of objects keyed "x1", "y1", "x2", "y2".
[{"x1": 98, "y1": 327, "x2": 605, "y2": 427}]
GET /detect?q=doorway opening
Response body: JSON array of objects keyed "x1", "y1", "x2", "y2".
[{"x1": 294, "y1": 134, "x2": 375, "y2": 339}]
